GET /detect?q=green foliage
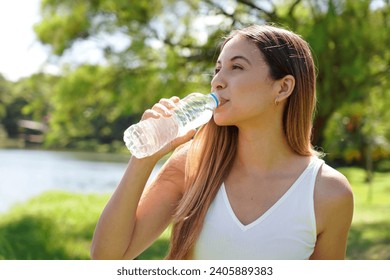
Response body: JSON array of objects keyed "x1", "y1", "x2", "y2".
[
  {"x1": 34, "y1": 1, "x2": 390, "y2": 153},
  {"x1": 0, "y1": 191, "x2": 109, "y2": 259},
  {"x1": 323, "y1": 76, "x2": 390, "y2": 174},
  {"x1": 4, "y1": 0, "x2": 390, "y2": 162},
  {"x1": 35, "y1": 0, "x2": 90, "y2": 55},
  {"x1": 0, "y1": 73, "x2": 57, "y2": 139},
  {"x1": 324, "y1": 102, "x2": 390, "y2": 163},
  {"x1": 0, "y1": 75, "x2": 21, "y2": 137},
  {"x1": 35, "y1": 0, "x2": 166, "y2": 55},
  {"x1": 13, "y1": 74, "x2": 57, "y2": 121},
  {"x1": 33, "y1": 0, "x2": 218, "y2": 149},
  {"x1": 0, "y1": 74, "x2": 10, "y2": 119},
  {"x1": 298, "y1": 0, "x2": 390, "y2": 146},
  {"x1": 46, "y1": 65, "x2": 120, "y2": 148},
  {"x1": 44, "y1": 62, "x2": 209, "y2": 150}
]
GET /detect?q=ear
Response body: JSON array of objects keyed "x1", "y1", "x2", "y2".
[{"x1": 275, "y1": 75, "x2": 295, "y2": 103}]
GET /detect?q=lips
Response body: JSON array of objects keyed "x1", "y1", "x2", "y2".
[{"x1": 218, "y1": 97, "x2": 229, "y2": 106}]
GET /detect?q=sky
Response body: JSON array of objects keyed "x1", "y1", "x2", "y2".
[
  {"x1": 0, "y1": 0, "x2": 52, "y2": 81},
  {"x1": 0, "y1": 0, "x2": 112, "y2": 82}
]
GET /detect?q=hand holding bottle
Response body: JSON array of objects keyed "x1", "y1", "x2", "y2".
[
  {"x1": 124, "y1": 92, "x2": 219, "y2": 159},
  {"x1": 134, "y1": 96, "x2": 196, "y2": 160}
]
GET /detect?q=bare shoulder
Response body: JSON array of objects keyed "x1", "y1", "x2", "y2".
[
  {"x1": 316, "y1": 163, "x2": 353, "y2": 201},
  {"x1": 314, "y1": 162, "x2": 354, "y2": 234},
  {"x1": 310, "y1": 162, "x2": 354, "y2": 259}
]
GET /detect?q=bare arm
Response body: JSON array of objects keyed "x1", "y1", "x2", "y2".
[
  {"x1": 90, "y1": 97, "x2": 195, "y2": 259},
  {"x1": 90, "y1": 155, "x2": 159, "y2": 259},
  {"x1": 310, "y1": 164, "x2": 354, "y2": 260}
]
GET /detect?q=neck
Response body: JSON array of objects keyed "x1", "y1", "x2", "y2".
[{"x1": 234, "y1": 122, "x2": 297, "y2": 173}]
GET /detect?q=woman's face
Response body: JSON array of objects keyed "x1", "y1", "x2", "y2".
[{"x1": 211, "y1": 35, "x2": 279, "y2": 128}]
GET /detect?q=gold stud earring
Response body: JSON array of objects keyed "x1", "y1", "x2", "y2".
[{"x1": 274, "y1": 98, "x2": 279, "y2": 106}]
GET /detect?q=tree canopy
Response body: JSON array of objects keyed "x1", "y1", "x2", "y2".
[{"x1": 1, "y1": 0, "x2": 389, "y2": 164}]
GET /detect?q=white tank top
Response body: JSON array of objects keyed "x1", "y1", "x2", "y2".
[{"x1": 193, "y1": 157, "x2": 324, "y2": 260}]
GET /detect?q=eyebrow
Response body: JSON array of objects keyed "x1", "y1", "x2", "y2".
[{"x1": 217, "y1": 55, "x2": 252, "y2": 65}]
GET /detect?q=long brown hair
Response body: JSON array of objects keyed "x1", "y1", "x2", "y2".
[{"x1": 166, "y1": 24, "x2": 317, "y2": 259}]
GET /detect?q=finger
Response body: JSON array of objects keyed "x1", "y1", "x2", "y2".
[
  {"x1": 159, "y1": 98, "x2": 177, "y2": 110},
  {"x1": 151, "y1": 103, "x2": 173, "y2": 117},
  {"x1": 141, "y1": 109, "x2": 161, "y2": 121},
  {"x1": 170, "y1": 96, "x2": 180, "y2": 104}
]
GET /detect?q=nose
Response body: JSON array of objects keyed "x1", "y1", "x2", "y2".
[{"x1": 210, "y1": 71, "x2": 226, "y2": 92}]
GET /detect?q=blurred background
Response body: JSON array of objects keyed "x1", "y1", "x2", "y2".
[{"x1": 0, "y1": 0, "x2": 389, "y2": 260}]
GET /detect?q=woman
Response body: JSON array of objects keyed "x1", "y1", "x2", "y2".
[{"x1": 91, "y1": 24, "x2": 354, "y2": 260}]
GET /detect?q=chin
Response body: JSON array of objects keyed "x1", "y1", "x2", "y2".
[{"x1": 213, "y1": 114, "x2": 233, "y2": 127}]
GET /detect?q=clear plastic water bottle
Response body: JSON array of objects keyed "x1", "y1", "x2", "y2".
[{"x1": 123, "y1": 92, "x2": 219, "y2": 158}]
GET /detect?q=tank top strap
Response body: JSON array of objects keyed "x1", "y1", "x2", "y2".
[
  {"x1": 308, "y1": 157, "x2": 324, "y2": 184},
  {"x1": 305, "y1": 157, "x2": 324, "y2": 236}
]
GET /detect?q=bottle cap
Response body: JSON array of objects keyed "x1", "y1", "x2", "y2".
[{"x1": 210, "y1": 92, "x2": 219, "y2": 107}]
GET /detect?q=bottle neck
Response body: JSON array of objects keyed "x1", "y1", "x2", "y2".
[{"x1": 209, "y1": 92, "x2": 219, "y2": 108}]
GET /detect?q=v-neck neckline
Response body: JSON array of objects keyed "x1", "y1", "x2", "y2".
[{"x1": 221, "y1": 158, "x2": 315, "y2": 231}]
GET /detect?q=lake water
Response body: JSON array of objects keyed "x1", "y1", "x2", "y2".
[{"x1": 0, "y1": 149, "x2": 161, "y2": 213}]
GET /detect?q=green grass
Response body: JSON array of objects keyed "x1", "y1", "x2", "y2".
[
  {"x1": 0, "y1": 166, "x2": 388, "y2": 260},
  {"x1": 339, "y1": 167, "x2": 390, "y2": 259},
  {"x1": 0, "y1": 191, "x2": 170, "y2": 260},
  {"x1": 0, "y1": 192, "x2": 110, "y2": 259}
]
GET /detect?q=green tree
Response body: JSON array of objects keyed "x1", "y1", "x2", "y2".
[
  {"x1": 33, "y1": 0, "x2": 390, "y2": 156},
  {"x1": 13, "y1": 73, "x2": 57, "y2": 122},
  {"x1": 0, "y1": 74, "x2": 10, "y2": 120},
  {"x1": 299, "y1": 0, "x2": 390, "y2": 145},
  {"x1": 0, "y1": 74, "x2": 13, "y2": 141},
  {"x1": 0, "y1": 73, "x2": 57, "y2": 141},
  {"x1": 45, "y1": 64, "x2": 143, "y2": 150}
]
